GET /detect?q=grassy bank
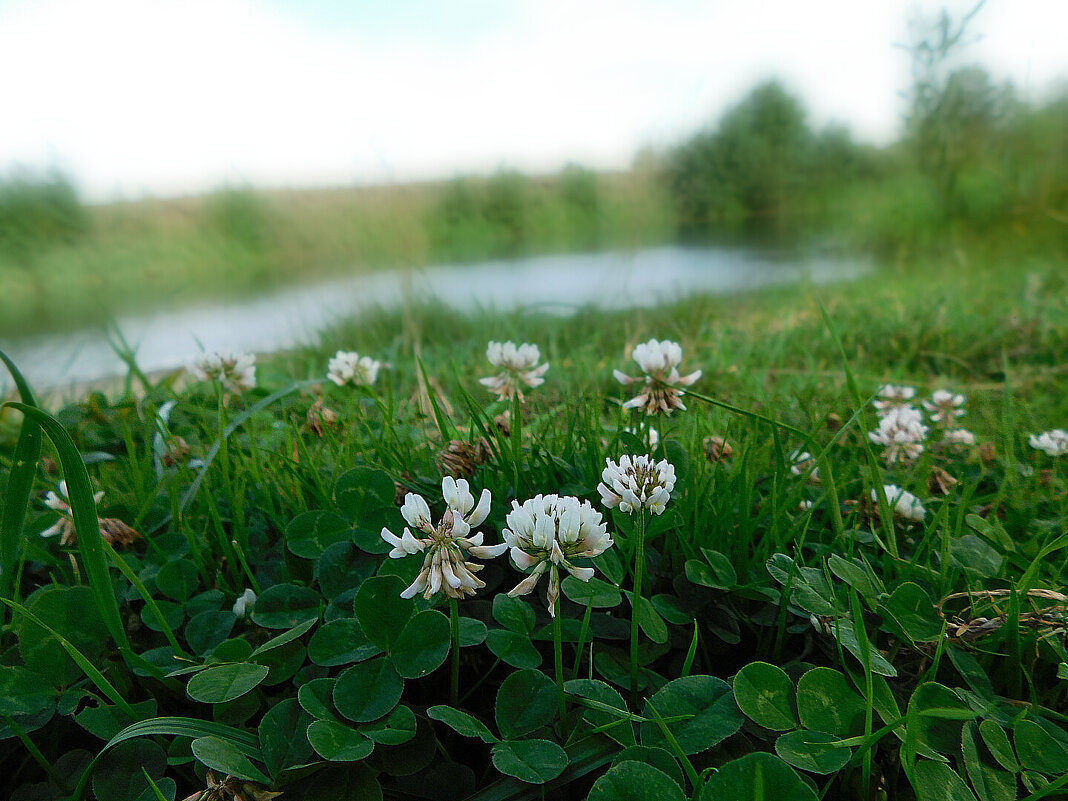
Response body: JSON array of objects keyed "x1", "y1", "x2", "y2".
[{"x1": 1, "y1": 248, "x2": 1067, "y2": 799}]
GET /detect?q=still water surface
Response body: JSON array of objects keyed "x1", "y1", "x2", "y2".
[{"x1": 0, "y1": 245, "x2": 870, "y2": 392}]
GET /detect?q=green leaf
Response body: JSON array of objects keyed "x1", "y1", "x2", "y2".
[
  {"x1": 775, "y1": 730, "x2": 852, "y2": 775},
  {"x1": 880, "y1": 582, "x2": 943, "y2": 643},
  {"x1": 92, "y1": 739, "x2": 168, "y2": 801},
  {"x1": 828, "y1": 618, "x2": 898, "y2": 676},
  {"x1": 190, "y1": 735, "x2": 271, "y2": 783},
  {"x1": 733, "y1": 661, "x2": 798, "y2": 731},
  {"x1": 564, "y1": 679, "x2": 636, "y2": 746},
  {"x1": 0, "y1": 666, "x2": 57, "y2": 717},
  {"x1": 316, "y1": 542, "x2": 376, "y2": 601},
  {"x1": 185, "y1": 610, "x2": 236, "y2": 656},
  {"x1": 250, "y1": 618, "x2": 317, "y2": 657},
  {"x1": 828, "y1": 554, "x2": 884, "y2": 598},
  {"x1": 333, "y1": 657, "x2": 403, "y2": 723},
  {"x1": 258, "y1": 698, "x2": 314, "y2": 777},
  {"x1": 912, "y1": 760, "x2": 979, "y2": 801},
  {"x1": 250, "y1": 583, "x2": 321, "y2": 629},
  {"x1": 334, "y1": 467, "x2": 396, "y2": 519},
  {"x1": 978, "y1": 720, "x2": 1019, "y2": 773},
  {"x1": 640, "y1": 675, "x2": 743, "y2": 755},
  {"x1": 353, "y1": 575, "x2": 415, "y2": 650},
  {"x1": 155, "y1": 559, "x2": 200, "y2": 602},
  {"x1": 949, "y1": 536, "x2": 1003, "y2": 578},
  {"x1": 186, "y1": 663, "x2": 270, "y2": 704},
  {"x1": 698, "y1": 752, "x2": 817, "y2": 801},
  {"x1": 389, "y1": 609, "x2": 451, "y2": 679},
  {"x1": 796, "y1": 667, "x2": 866, "y2": 738},
  {"x1": 485, "y1": 628, "x2": 542, "y2": 669},
  {"x1": 298, "y1": 678, "x2": 338, "y2": 720},
  {"x1": 307, "y1": 719, "x2": 374, "y2": 762},
  {"x1": 74, "y1": 698, "x2": 157, "y2": 742},
  {"x1": 587, "y1": 760, "x2": 685, "y2": 801},
  {"x1": 308, "y1": 618, "x2": 382, "y2": 666},
  {"x1": 459, "y1": 616, "x2": 488, "y2": 646},
  {"x1": 562, "y1": 575, "x2": 622, "y2": 608},
  {"x1": 496, "y1": 669, "x2": 558, "y2": 739},
  {"x1": 360, "y1": 705, "x2": 417, "y2": 745},
  {"x1": 905, "y1": 682, "x2": 974, "y2": 760},
  {"x1": 626, "y1": 592, "x2": 668, "y2": 644},
  {"x1": 611, "y1": 746, "x2": 685, "y2": 789},
  {"x1": 427, "y1": 705, "x2": 499, "y2": 743},
  {"x1": 492, "y1": 593, "x2": 536, "y2": 634},
  {"x1": 1014, "y1": 719, "x2": 1068, "y2": 775},
  {"x1": 491, "y1": 739, "x2": 568, "y2": 785},
  {"x1": 286, "y1": 510, "x2": 353, "y2": 560},
  {"x1": 962, "y1": 723, "x2": 1016, "y2": 801}
]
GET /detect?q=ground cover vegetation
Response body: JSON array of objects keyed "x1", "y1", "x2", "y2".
[{"x1": 0, "y1": 246, "x2": 1067, "y2": 799}]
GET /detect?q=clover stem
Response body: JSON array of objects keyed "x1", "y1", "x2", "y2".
[
  {"x1": 629, "y1": 509, "x2": 647, "y2": 707},
  {"x1": 449, "y1": 596, "x2": 460, "y2": 707},
  {"x1": 553, "y1": 590, "x2": 568, "y2": 727}
]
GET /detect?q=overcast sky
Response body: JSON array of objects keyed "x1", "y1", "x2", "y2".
[{"x1": 0, "y1": 0, "x2": 1064, "y2": 201}]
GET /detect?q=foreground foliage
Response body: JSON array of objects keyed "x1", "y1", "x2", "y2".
[{"x1": 0, "y1": 254, "x2": 1067, "y2": 800}]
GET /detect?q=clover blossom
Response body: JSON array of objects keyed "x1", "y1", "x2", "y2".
[
  {"x1": 873, "y1": 484, "x2": 926, "y2": 522},
  {"x1": 789, "y1": 450, "x2": 821, "y2": 484},
  {"x1": 868, "y1": 406, "x2": 928, "y2": 464},
  {"x1": 942, "y1": 428, "x2": 976, "y2": 447},
  {"x1": 479, "y1": 341, "x2": 549, "y2": 401},
  {"x1": 189, "y1": 351, "x2": 257, "y2": 394},
  {"x1": 623, "y1": 426, "x2": 660, "y2": 450},
  {"x1": 923, "y1": 389, "x2": 966, "y2": 426},
  {"x1": 1029, "y1": 429, "x2": 1068, "y2": 457},
  {"x1": 232, "y1": 588, "x2": 257, "y2": 619},
  {"x1": 327, "y1": 350, "x2": 383, "y2": 387},
  {"x1": 40, "y1": 481, "x2": 104, "y2": 544},
  {"x1": 597, "y1": 454, "x2": 676, "y2": 515},
  {"x1": 614, "y1": 338, "x2": 701, "y2": 415},
  {"x1": 380, "y1": 477, "x2": 505, "y2": 600},
  {"x1": 873, "y1": 384, "x2": 916, "y2": 415},
  {"x1": 502, "y1": 494, "x2": 613, "y2": 616}
]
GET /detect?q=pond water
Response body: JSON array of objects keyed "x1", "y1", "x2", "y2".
[{"x1": 0, "y1": 245, "x2": 870, "y2": 393}]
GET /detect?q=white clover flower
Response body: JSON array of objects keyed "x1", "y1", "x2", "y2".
[
  {"x1": 380, "y1": 477, "x2": 504, "y2": 600},
  {"x1": 1029, "y1": 429, "x2": 1068, "y2": 457},
  {"x1": 798, "y1": 499, "x2": 815, "y2": 512},
  {"x1": 868, "y1": 406, "x2": 929, "y2": 464},
  {"x1": 502, "y1": 494, "x2": 613, "y2": 616},
  {"x1": 923, "y1": 389, "x2": 967, "y2": 425},
  {"x1": 189, "y1": 351, "x2": 257, "y2": 394},
  {"x1": 479, "y1": 341, "x2": 549, "y2": 401},
  {"x1": 614, "y1": 339, "x2": 701, "y2": 416},
  {"x1": 232, "y1": 588, "x2": 257, "y2": 619},
  {"x1": 872, "y1": 484, "x2": 926, "y2": 522},
  {"x1": 597, "y1": 455, "x2": 676, "y2": 516},
  {"x1": 327, "y1": 350, "x2": 383, "y2": 387},
  {"x1": 623, "y1": 426, "x2": 659, "y2": 450},
  {"x1": 873, "y1": 384, "x2": 916, "y2": 415},
  {"x1": 789, "y1": 450, "x2": 821, "y2": 484},
  {"x1": 40, "y1": 481, "x2": 105, "y2": 543},
  {"x1": 943, "y1": 428, "x2": 976, "y2": 447}
]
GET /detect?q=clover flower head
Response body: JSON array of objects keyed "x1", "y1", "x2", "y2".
[
  {"x1": 873, "y1": 484, "x2": 926, "y2": 522},
  {"x1": 502, "y1": 494, "x2": 613, "y2": 615},
  {"x1": 327, "y1": 350, "x2": 383, "y2": 387},
  {"x1": 868, "y1": 406, "x2": 928, "y2": 464},
  {"x1": 942, "y1": 428, "x2": 976, "y2": 447},
  {"x1": 923, "y1": 389, "x2": 967, "y2": 425},
  {"x1": 873, "y1": 384, "x2": 916, "y2": 414},
  {"x1": 189, "y1": 351, "x2": 257, "y2": 394},
  {"x1": 479, "y1": 341, "x2": 549, "y2": 401},
  {"x1": 789, "y1": 450, "x2": 821, "y2": 483},
  {"x1": 597, "y1": 454, "x2": 676, "y2": 515},
  {"x1": 40, "y1": 481, "x2": 105, "y2": 543},
  {"x1": 232, "y1": 588, "x2": 257, "y2": 619},
  {"x1": 381, "y1": 477, "x2": 502, "y2": 600},
  {"x1": 1029, "y1": 429, "x2": 1068, "y2": 457},
  {"x1": 613, "y1": 338, "x2": 701, "y2": 416}
]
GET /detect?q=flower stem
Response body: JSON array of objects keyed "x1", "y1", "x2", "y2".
[
  {"x1": 629, "y1": 510, "x2": 647, "y2": 707},
  {"x1": 571, "y1": 598, "x2": 595, "y2": 680},
  {"x1": 553, "y1": 594, "x2": 567, "y2": 728},
  {"x1": 449, "y1": 596, "x2": 460, "y2": 707}
]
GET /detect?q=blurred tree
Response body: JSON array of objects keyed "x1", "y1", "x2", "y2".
[
  {"x1": 0, "y1": 168, "x2": 88, "y2": 261},
  {"x1": 559, "y1": 163, "x2": 601, "y2": 248}
]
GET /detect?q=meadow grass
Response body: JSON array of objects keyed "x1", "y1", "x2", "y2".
[{"x1": 0, "y1": 248, "x2": 1067, "y2": 800}]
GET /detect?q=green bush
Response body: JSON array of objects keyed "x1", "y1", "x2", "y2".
[{"x1": 0, "y1": 168, "x2": 88, "y2": 261}]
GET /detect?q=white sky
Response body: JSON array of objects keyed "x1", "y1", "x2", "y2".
[{"x1": 0, "y1": 0, "x2": 1064, "y2": 201}]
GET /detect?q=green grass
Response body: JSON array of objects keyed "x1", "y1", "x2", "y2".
[{"x1": 1, "y1": 248, "x2": 1067, "y2": 800}]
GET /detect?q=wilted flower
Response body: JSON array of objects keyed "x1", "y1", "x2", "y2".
[
  {"x1": 873, "y1": 384, "x2": 916, "y2": 415},
  {"x1": 597, "y1": 455, "x2": 676, "y2": 515},
  {"x1": 942, "y1": 428, "x2": 976, "y2": 447},
  {"x1": 306, "y1": 399, "x2": 339, "y2": 437},
  {"x1": 924, "y1": 390, "x2": 967, "y2": 425},
  {"x1": 380, "y1": 477, "x2": 504, "y2": 600},
  {"x1": 161, "y1": 436, "x2": 192, "y2": 466},
  {"x1": 703, "y1": 435, "x2": 733, "y2": 462},
  {"x1": 502, "y1": 494, "x2": 613, "y2": 615},
  {"x1": 40, "y1": 481, "x2": 104, "y2": 544},
  {"x1": 1029, "y1": 429, "x2": 1068, "y2": 457},
  {"x1": 232, "y1": 588, "x2": 257, "y2": 619},
  {"x1": 614, "y1": 338, "x2": 701, "y2": 415},
  {"x1": 928, "y1": 466, "x2": 959, "y2": 496},
  {"x1": 479, "y1": 341, "x2": 549, "y2": 401},
  {"x1": 327, "y1": 350, "x2": 382, "y2": 387},
  {"x1": 180, "y1": 770, "x2": 281, "y2": 801},
  {"x1": 189, "y1": 351, "x2": 256, "y2": 394},
  {"x1": 868, "y1": 406, "x2": 928, "y2": 464},
  {"x1": 438, "y1": 438, "x2": 493, "y2": 478},
  {"x1": 789, "y1": 450, "x2": 821, "y2": 484},
  {"x1": 872, "y1": 484, "x2": 926, "y2": 522}
]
